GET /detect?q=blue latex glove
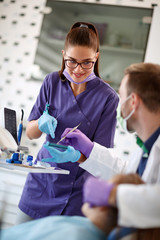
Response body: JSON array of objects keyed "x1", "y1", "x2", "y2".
[
  {"x1": 41, "y1": 142, "x2": 81, "y2": 163},
  {"x1": 38, "y1": 111, "x2": 57, "y2": 139}
]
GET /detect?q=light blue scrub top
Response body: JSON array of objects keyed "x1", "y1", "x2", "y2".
[{"x1": 1, "y1": 216, "x2": 106, "y2": 240}]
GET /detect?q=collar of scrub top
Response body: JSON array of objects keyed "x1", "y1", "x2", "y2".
[{"x1": 136, "y1": 127, "x2": 160, "y2": 158}]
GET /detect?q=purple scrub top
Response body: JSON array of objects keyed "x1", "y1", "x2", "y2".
[{"x1": 19, "y1": 72, "x2": 119, "y2": 219}]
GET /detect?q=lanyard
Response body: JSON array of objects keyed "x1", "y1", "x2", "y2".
[{"x1": 136, "y1": 137, "x2": 149, "y2": 157}]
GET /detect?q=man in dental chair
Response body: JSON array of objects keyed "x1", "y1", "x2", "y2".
[{"x1": 1, "y1": 173, "x2": 160, "y2": 240}]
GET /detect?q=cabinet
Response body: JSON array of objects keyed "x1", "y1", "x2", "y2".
[{"x1": 33, "y1": 0, "x2": 152, "y2": 90}]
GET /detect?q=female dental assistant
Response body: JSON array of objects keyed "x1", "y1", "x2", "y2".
[{"x1": 17, "y1": 22, "x2": 119, "y2": 223}]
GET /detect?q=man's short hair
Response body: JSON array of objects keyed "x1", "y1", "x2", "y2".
[{"x1": 125, "y1": 62, "x2": 160, "y2": 112}]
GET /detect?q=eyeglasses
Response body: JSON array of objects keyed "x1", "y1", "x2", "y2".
[{"x1": 64, "y1": 59, "x2": 95, "y2": 69}]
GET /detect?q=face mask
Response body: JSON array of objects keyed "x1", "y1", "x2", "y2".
[
  {"x1": 117, "y1": 95, "x2": 135, "y2": 132},
  {"x1": 63, "y1": 69, "x2": 96, "y2": 85}
]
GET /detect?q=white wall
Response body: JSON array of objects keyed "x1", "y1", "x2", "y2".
[{"x1": 0, "y1": 0, "x2": 47, "y2": 159}]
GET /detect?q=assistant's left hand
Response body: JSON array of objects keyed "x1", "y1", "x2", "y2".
[
  {"x1": 41, "y1": 142, "x2": 81, "y2": 163},
  {"x1": 38, "y1": 111, "x2": 57, "y2": 139}
]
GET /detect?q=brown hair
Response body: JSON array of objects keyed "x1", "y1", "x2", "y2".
[
  {"x1": 124, "y1": 62, "x2": 160, "y2": 112},
  {"x1": 107, "y1": 174, "x2": 160, "y2": 240},
  {"x1": 59, "y1": 22, "x2": 100, "y2": 79},
  {"x1": 137, "y1": 228, "x2": 160, "y2": 240}
]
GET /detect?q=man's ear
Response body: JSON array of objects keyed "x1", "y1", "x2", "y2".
[{"x1": 131, "y1": 93, "x2": 140, "y2": 110}]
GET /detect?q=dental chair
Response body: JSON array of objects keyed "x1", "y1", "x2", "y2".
[{"x1": 107, "y1": 227, "x2": 137, "y2": 240}]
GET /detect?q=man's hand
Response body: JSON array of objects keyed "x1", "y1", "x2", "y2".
[
  {"x1": 83, "y1": 176, "x2": 115, "y2": 207},
  {"x1": 61, "y1": 129, "x2": 94, "y2": 158}
]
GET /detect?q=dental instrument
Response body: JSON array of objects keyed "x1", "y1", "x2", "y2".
[
  {"x1": 17, "y1": 109, "x2": 24, "y2": 145},
  {"x1": 57, "y1": 123, "x2": 81, "y2": 144}
]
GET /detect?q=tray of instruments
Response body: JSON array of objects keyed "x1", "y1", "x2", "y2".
[{"x1": 0, "y1": 159, "x2": 70, "y2": 174}]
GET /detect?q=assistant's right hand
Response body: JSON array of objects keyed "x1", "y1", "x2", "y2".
[
  {"x1": 38, "y1": 112, "x2": 57, "y2": 139},
  {"x1": 61, "y1": 129, "x2": 94, "y2": 158}
]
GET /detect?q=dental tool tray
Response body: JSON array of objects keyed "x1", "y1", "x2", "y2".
[
  {"x1": 0, "y1": 159, "x2": 70, "y2": 174},
  {"x1": 0, "y1": 128, "x2": 69, "y2": 174}
]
